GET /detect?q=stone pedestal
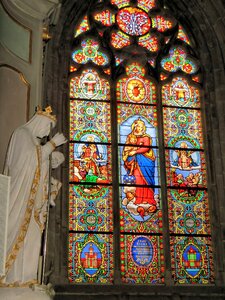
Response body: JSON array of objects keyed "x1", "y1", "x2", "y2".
[{"x1": 0, "y1": 284, "x2": 54, "y2": 300}]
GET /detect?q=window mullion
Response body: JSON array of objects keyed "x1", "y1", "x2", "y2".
[
  {"x1": 156, "y1": 80, "x2": 173, "y2": 285},
  {"x1": 110, "y1": 76, "x2": 121, "y2": 284}
]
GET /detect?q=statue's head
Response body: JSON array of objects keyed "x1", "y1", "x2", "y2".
[
  {"x1": 36, "y1": 106, "x2": 56, "y2": 122},
  {"x1": 26, "y1": 106, "x2": 56, "y2": 138}
]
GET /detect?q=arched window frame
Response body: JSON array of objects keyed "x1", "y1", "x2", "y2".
[
  {"x1": 42, "y1": 0, "x2": 225, "y2": 295},
  {"x1": 66, "y1": 0, "x2": 213, "y2": 286}
]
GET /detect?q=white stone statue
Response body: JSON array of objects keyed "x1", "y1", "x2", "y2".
[{"x1": 0, "y1": 106, "x2": 67, "y2": 286}]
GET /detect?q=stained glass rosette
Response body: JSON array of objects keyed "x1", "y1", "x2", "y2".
[
  {"x1": 121, "y1": 235, "x2": 164, "y2": 284},
  {"x1": 97, "y1": 2, "x2": 162, "y2": 52},
  {"x1": 69, "y1": 233, "x2": 113, "y2": 283},
  {"x1": 161, "y1": 47, "x2": 198, "y2": 74},
  {"x1": 72, "y1": 39, "x2": 109, "y2": 66},
  {"x1": 170, "y1": 236, "x2": 214, "y2": 284}
]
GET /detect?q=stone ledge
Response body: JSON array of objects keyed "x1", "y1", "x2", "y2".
[
  {"x1": 54, "y1": 284, "x2": 225, "y2": 299},
  {"x1": 0, "y1": 284, "x2": 54, "y2": 300}
]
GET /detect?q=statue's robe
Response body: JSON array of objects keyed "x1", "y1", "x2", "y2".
[{"x1": 2, "y1": 115, "x2": 54, "y2": 285}]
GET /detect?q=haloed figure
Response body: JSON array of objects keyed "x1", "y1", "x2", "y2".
[{"x1": 122, "y1": 118, "x2": 157, "y2": 213}]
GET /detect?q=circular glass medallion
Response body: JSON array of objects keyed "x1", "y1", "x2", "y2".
[
  {"x1": 116, "y1": 7, "x2": 151, "y2": 36},
  {"x1": 86, "y1": 215, "x2": 97, "y2": 225},
  {"x1": 126, "y1": 78, "x2": 146, "y2": 102},
  {"x1": 185, "y1": 218, "x2": 195, "y2": 228}
]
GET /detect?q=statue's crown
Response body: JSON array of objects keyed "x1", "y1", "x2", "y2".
[{"x1": 36, "y1": 106, "x2": 56, "y2": 122}]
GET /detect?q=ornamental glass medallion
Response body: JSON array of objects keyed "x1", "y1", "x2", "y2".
[
  {"x1": 69, "y1": 185, "x2": 113, "y2": 232},
  {"x1": 70, "y1": 69, "x2": 110, "y2": 100},
  {"x1": 68, "y1": 0, "x2": 214, "y2": 285},
  {"x1": 69, "y1": 233, "x2": 113, "y2": 283},
  {"x1": 70, "y1": 100, "x2": 111, "y2": 142},
  {"x1": 116, "y1": 7, "x2": 151, "y2": 36},
  {"x1": 168, "y1": 189, "x2": 210, "y2": 235},
  {"x1": 162, "y1": 77, "x2": 200, "y2": 108},
  {"x1": 121, "y1": 235, "x2": 164, "y2": 283},
  {"x1": 116, "y1": 63, "x2": 157, "y2": 104},
  {"x1": 170, "y1": 236, "x2": 213, "y2": 284},
  {"x1": 163, "y1": 107, "x2": 203, "y2": 148}
]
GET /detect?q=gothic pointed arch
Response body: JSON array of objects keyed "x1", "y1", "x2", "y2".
[{"x1": 43, "y1": 0, "x2": 225, "y2": 297}]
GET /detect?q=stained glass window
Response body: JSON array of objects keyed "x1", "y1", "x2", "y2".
[
  {"x1": 68, "y1": 0, "x2": 214, "y2": 286},
  {"x1": 74, "y1": 15, "x2": 90, "y2": 37}
]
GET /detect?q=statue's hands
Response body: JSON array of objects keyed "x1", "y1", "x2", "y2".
[
  {"x1": 52, "y1": 151, "x2": 65, "y2": 168},
  {"x1": 51, "y1": 133, "x2": 67, "y2": 147}
]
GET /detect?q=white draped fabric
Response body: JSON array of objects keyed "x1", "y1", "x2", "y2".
[{"x1": 1, "y1": 114, "x2": 56, "y2": 285}]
